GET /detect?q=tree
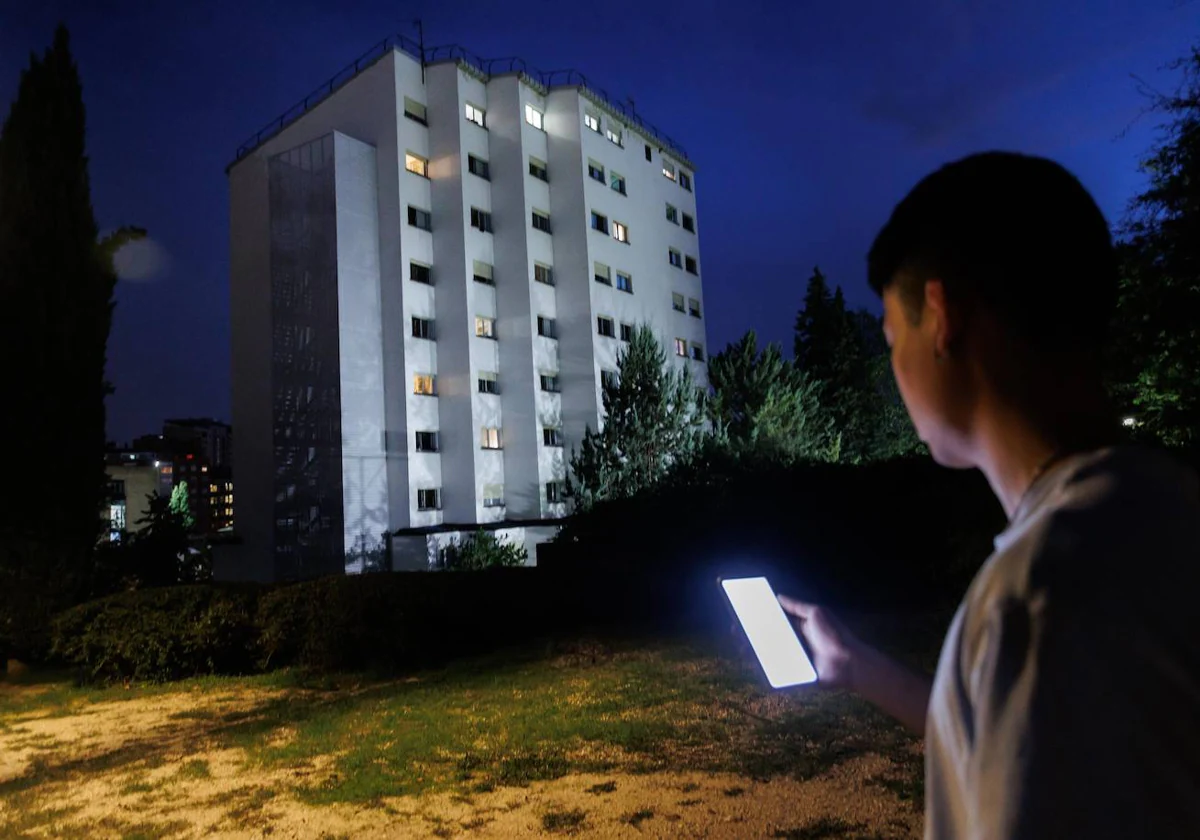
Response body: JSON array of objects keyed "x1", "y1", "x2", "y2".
[
  {"x1": 707, "y1": 330, "x2": 835, "y2": 462},
  {"x1": 569, "y1": 326, "x2": 705, "y2": 510},
  {"x1": 0, "y1": 27, "x2": 141, "y2": 658},
  {"x1": 440, "y1": 531, "x2": 527, "y2": 571},
  {"x1": 1110, "y1": 46, "x2": 1200, "y2": 447},
  {"x1": 169, "y1": 481, "x2": 196, "y2": 532}
]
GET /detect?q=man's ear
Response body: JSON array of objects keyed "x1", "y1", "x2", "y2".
[{"x1": 923, "y1": 278, "x2": 953, "y2": 358}]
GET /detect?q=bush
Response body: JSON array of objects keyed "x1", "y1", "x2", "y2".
[
  {"x1": 440, "y1": 530, "x2": 528, "y2": 570},
  {"x1": 52, "y1": 585, "x2": 259, "y2": 683}
]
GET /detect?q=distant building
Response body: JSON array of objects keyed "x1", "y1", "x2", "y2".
[{"x1": 104, "y1": 450, "x2": 173, "y2": 540}]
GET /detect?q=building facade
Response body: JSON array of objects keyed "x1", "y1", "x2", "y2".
[{"x1": 226, "y1": 39, "x2": 706, "y2": 581}]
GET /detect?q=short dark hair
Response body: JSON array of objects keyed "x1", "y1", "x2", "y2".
[{"x1": 867, "y1": 151, "x2": 1117, "y2": 353}]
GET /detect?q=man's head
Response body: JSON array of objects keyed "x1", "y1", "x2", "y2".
[{"x1": 868, "y1": 152, "x2": 1117, "y2": 467}]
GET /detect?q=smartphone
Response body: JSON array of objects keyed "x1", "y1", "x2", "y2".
[{"x1": 720, "y1": 576, "x2": 818, "y2": 688}]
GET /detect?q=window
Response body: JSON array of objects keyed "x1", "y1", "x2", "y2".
[
  {"x1": 685, "y1": 255, "x2": 698, "y2": 274},
  {"x1": 475, "y1": 316, "x2": 496, "y2": 339},
  {"x1": 597, "y1": 316, "x2": 615, "y2": 338},
  {"x1": 534, "y1": 263, "x2": 554, "y2": 285},
  {"x1": 412, "y1": 316, "x2": 435, "y2": 340},
  {"x1": 473, "y1": 260, "x2": 494, "y2": 285},
  {"x1": 483, "y1": 484, "x2": 505, "y2": 507},
  {"x1": 620, "y1": 322, "x2": 633, "y2": 342},
  {"x1": 610, "y1": 171, "x2": 626, "y2": 195},
  {"x1": 540, "y1": 373, "x2": 561, "y2": 392},
  {"x1": 594, "y1": 262, "x2": 611, "y2": 285},
  {"x1": 417, "y1": 488, "x2": 441, "y2": 510},
  {"x1": 672, "y1": 292, "x2": 686, "y2": 312},
  {"x1": 669, "y1": 249, "x2": 683, "y2": 269},
  {"x1": 616, "y1": 272, "x2": 633, "y2": 293},
  {"x1": 481, "y1": 427, "x2": 502, "y2": 450},
  {"x1": 478, "y1": 372, "x2": 499, "y2": 394},
  {"x1": 408, "y1": 206, "x2": 431, "y2": 231},
  {"x1": 529, "y1": 156, "x2": 548, "y2": 181},
  {"x1": 674, "y1": 338, "x2": 688, "y2": 357},
  {"x1": 588, "y1": 160, "x2": 605, "y2": 182},
  {"x1": 612, "y1": 221, "x2": 629, "y2": 243},
  {"x1": 606, "y1": 125, "x2": 623, "y2": 147},
  {"x1": 410, "y1": 261, "x2": 432, "y2": 284},
  {"x1": 601, "y1": 369, "x2": 619, "y2": 389},
  {"x1": 666, "y1": 204, "x2": 679, "y2": 224},
  {"x1": 537, "y1": 316, "x2": 557, "y2": 339},
  {"x1": 590, "y1": 211, "x2": 608, "y2": 234},
  {"x1": 470, "y1": 207, "x2": 493, "y2": 233},
  {"x1": 645, "y1": 144, "x2": 652, "y2": 162},
  {"x1": 415, "y1": 431, "x2": 439, "y2": 452},
  {"x1": 584, "y1": 112, "x2": 600, "y2": 133},
  {"x1": 546, "y1": 481, "x2": 566, "y2": 503},
  {"x1": 543, "y1": 427, "x2": 564, "y2": 447},
  {"x1": 688, "y1": 298, "x2": 702, "y2": 318},
  {"x1": 414, "y1": 374, "x2": 436, "y2": 395},
  {"x1": 405, "y1": 152, "x2": 429, "y2": 178},
  {"x1": 468, "y1": 155, "x2": 490, "y2": 179},
  {"x1": 403, "y1": 97, "x2": 427, "y2": 125},
  {"x1": 532, "y1": 210, "x2": 552, "y2": 233},
  {"x1": 680, "y1": 171, "x2": 693, "y2": 191},
  {"x1": 465, "y1": 102, "x2": 486, "y2": 128},
  {"x1": 525, "y1": 103, "x2": 544, "y2": 130},
  {"x1": 663, "y1": 160, "x2": 677, "y2": 181},
  {"x1": 691, "y1": 343, "x2": 706, "y2": 361},
  {"x1": 682, "y1": 213, "x2": 695, "y2": 232}
]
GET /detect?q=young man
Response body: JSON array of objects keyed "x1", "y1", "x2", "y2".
[{"x1": 780, "y1": 152, "x2": 1200, "y2": 837}]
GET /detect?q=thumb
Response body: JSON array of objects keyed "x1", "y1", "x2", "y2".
[{"x1": 777, "y1": 594, "x2": 815, "y2": 620}]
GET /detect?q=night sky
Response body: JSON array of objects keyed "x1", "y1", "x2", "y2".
[{"x1": 2, "y1": 0, "x2": 1196, "y2": 444}]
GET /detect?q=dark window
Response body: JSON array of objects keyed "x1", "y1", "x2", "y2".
[
  {"x1": 408, "y1": 206, "x2": 432, "y2": 231},
  {"x1": 534, "y1": 264, "x2": 553, "y2": 285},
  {"x1": 616, "y1": 272, "x2": 633, "y2": 294},
  {"x1": 610, "y1": 172, "x2": 626, "y2": 195},
  {"x1": 403, "y1": 97, "x2": 427, "y2": 125},
  {"x1": 415, "y1": 431, "x2": 439, "y2": 452},
  {"x1": 478, "y1": 375, "x2": 499, "y2": 394},
  {"x1": 417, "y1": 488, "x2": 441, "y2": 510},
  {"x1": 689, "y1": 298, "x2": 702, "y2": 318},
  {"x1": 470, "y1": 207, "x2": 493, "y2": 232},
  {"x1": 529, "y1": 158, "x2": 548, "y2": 181},
  {"x1": 619, "y1": 322, "x2": 633, "y2": 342},
  {"x1": 537, "y1": 316, "x2": 557, "y2": 339},
  {"x1": 645, "y1": 144, "x2": 652, "y2": 162},
  {"x1": 543, "y1": 427, "x2": 564, "y2": 447},
  {"x1": 590, "y1": 212, "x2": 608, "y2": 234},
  {"x1": 588, "y1": 161, "x2": 605, "y2": 182},
  {"x1": 601, "y1": 369, "x2": 618, "y2": 389},
  {"x1": 540, "y1": 374, "x2": 561, "y2": 392},
  {"x1": 473, "y1": 261, "x2": 494, "y2": 285},
  {"x1": 669, "y1": 249, "x2": 683, "y2": 268},
  {"x1": 547, "y1": 481, "x2": 566, "y2": 503},
  {"x1": 410, "y1": 262, "x2": 432, "y2": 284},
  {"x1": 692, "y1": 345, "x2": 706, "y2": 361},
  {"x1": 680, "y1": 171, "x2": 693, "y2": 192},
  {"x1": 468, "y1": 155, "x2": 490, "y2": 180},
  {"x1": 411, "y1": 317, "x2": 435, "y2": 340},
  {"x1": 682, "y1": 213, "x2": 695, "y2": 232},
  {"x1": 685, "y1": 255, "x2": 698, "y2": 275},
  {"x1": 532, "y1": 211, "x2": 551, "y2": 234},
  {"x1": 597, "y1": 317, "x2": 615, "y2": 338}
]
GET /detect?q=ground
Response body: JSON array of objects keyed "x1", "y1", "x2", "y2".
[{"x1": 0, "y1": 634, "x2": 929, "y2": 839}]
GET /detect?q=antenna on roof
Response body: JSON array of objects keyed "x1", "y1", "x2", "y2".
[{"x1": 412, "y1": 19, "x2": 425, "y2": 82}]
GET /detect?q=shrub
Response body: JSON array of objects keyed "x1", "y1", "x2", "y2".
[
  {"x1": 52, "y1": 585, "x2": 259, "y2": 682},
  {"x1": 440, "y1": 530, "x2": 528, "y2": 570}
]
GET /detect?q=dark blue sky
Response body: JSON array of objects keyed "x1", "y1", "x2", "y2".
[{"x1": 2, "y1": 0, "x2": 1196, "y2": 443}]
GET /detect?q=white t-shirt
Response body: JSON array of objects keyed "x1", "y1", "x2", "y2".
[{"x1": 925, "y1": 447, "x2": 1200, "y2": 839}]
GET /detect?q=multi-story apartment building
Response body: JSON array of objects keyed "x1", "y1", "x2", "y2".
[{"x1": 225, "y1": 37, "x2": 706, "y2": 582}]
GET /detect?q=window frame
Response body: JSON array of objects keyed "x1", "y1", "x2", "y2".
[
  {"x1": 674, "y1": 338, "x2": 688, "y2": 357},
  {"x1": 480, "y1": 427, "x2": 503, "y2": 450},
  {"x1": 411, "y1": 316, "x2": 435, "y2": 340},
  {"x1": 610, "y1": 171, "x2": 626, "y2": 195},
  {"x1": 467, "y1": 154, "x2": 490, "y2": 180},
  {"x1": 688, "y1": 298, "x2": 702, "y2": 318},
  {"x1": 534, "y1": 263, "x2": 554, "y2": 286},
  {"x1": 546, "y1": 481, "x2": 566, "y2": 504},
  {"x1": 415, "y1": 431, "x2": 439, "y2": 453},
  {"x1": 478, "y1": 372, "x2": 500, "y2": 394},
  {"x1": 474, "y1": 315, "x2": 497, "y2": 340},
  {"x1": 682, "y1": 213, "x2": 695, "y2": 232},
  {"x1": 672, "y1": 292, "x2": 686, "y2": 312},
  {"x1": 407, "y1": 205, "x2": 432, "y2": 231},
  {"x1": 540, "y1": 372, "x2": 561, "y2": 392},
  {"x1": 532, "y1": 209, "x2": 552, "y2": 234},
  {"x1": 472, "y1": 260, "x2": 494, "y2": 285},
  {"x1": 666, "y1": 204, "x2": 679, "y2": 224},
  {"x1": 405, "y1": 151, "x2": 429, "y2": 178},
  {"x1": 482, "y1": 483, "x2": 505, "y2": 507},
  {"x1": 680, "y1": 171, "x2": 693, "y2": 191},
  {"x1": 470, "y1": 207, "x2": 493, "y2": 233},
  {"x1": 464, "y1": 102, "x2": 486, "y2": 128},
  {"x1": 413, "y1": 374, "x2": 437, "y2": 396},
  {"x1": 409, "y1": 261, "x2": 432, "y2": 285},
  {"x1": 691, "y1": 344, "x2": 706, "y2": 361},
  {"x1": 528, "y1": 156, "x2": 548, "y2": 181},
  {"x1": 619, "y1": 322, "x2": 633, "y2": 342},
  {"x1": 417, "y1": 488, "x2": 441, "y2": 511},
  {"x1": 537, "y1": 316, "x2": 558, "y2": 339},
  {"x1": 587, "y1": 159, "x2": 605, "y2": 183},
  {"x1": 669, "y1": 248, "x2": 683, "y2": 269},
  {"x1": 524, "y1": 103, "x2": 545, "y2": 130},
  {"x1": 685, "y1": 255, "x2": 699, "y2": 275},
  {"x1": 612, "y1": 221, "x2": 629, "y2": 243},
  {"x1": 615, "y1": 272, "x2": 633, "y2": 294},
  {"x1": 584, "y1": 112, "x2": 600, "y2": 133},
  {"x1": 543, "y1": 427, "x2": 564, "y2": 447},
  {"x1": 594, "y1": 262, "x2": 611, "y2": 286},
  {"x1": 597, "y1": 315, "x2": 615, "y2": 338},
  {"x1": 403, "y1": 97, "x2": 427, "y2": 125},
  {"x1": 590, "y1": 211, "x2": 609, "y2": 234}
]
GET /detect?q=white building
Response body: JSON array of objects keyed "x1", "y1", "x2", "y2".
[{"x1": 225, "y1": 38, "x2": 707, "y2": 581}]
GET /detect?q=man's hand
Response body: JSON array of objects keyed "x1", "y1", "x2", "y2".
[{"x1": 776, "y1": 595, "x2": 862, "y2": 690}]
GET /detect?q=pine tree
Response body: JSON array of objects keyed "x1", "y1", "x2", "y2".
[{"x1": 568, "y1": 326, "x2": 704, "y2": 510}]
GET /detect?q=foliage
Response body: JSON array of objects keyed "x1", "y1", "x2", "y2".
[
  {"x1": 169, "y1": 482, "x2": 195, "y2": 531},
  {"x1": 88, "y1": 491, "x2": 209, "y2": 592},
  {"x1": 1110, "y1": 47, "x2": 1200, "y2": 447},
  {"x1": 439, "y1": 530, "x2": 528, "y2": 571},
  {"x1": 569, "y1": 325, "x2": 705, "y2": 511},
  {"x1": 51, "y1": 586, "x2": 259, "y2": 682}
]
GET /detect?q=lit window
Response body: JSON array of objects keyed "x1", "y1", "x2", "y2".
[
  {"x1": 597, "y1": 316, "x2": 615, "y2": 338},
  {"x1": 417, "y1": 488, "x2": 441, "y2": 510},
  {"x1": 483, "y1": 483, "x2": 505, "y2": 507},
  {"x1": 403, "y1": 97, "x2": 427, "y2": 124},
  {"x1": 473, "y1": 260, "x2": 494, "y2": 285},
  {"x1": 594, "y1": 262, "x2": 611, "y2": 285},
  {"x1": 612, "y1": 221, "x2": 629, "y2": 243},
  {"x1": 475, "y1": 316, "x2": 496, "y2": 339},
  {"x1": 590, "y1": 211, "x2": 609, "y2": 234},
  {"x1": 478, "y1": 371, "x2": 499, "y2": 394},
  {"x1": 669, "y1": 249, "x2": 683, "y2": 269},
  {"x1": 405, "y1": 152, "x2": 429, "y2": 178},
  {"x1": 666, "y1": 204, "x2": 679, "y2": 224},
  {"x1": 619, "y1": 322, "x2": 633, "y2": 342},
  {"x1": 610, "y1": 171, "x2": 626, "y2": 195},
  {"x1": 682, "y1": 213, "x2": 695, "y2": 232},
  {"x1": 415, "y1": 431, "x2": 439, "y2": 452},
  {"x1": 584, "y1": 112, "x2": 600, "y2": 133},
  {"x1": 412, "y1": 316, "x2": 435, "y2": 340},
  {"x1": 543, "y1": 427, "x2": 564, "y2": 447},
  {"x1": 588, "y1": 160, "x2": 605, "y2": 182},
  {"x1": 470, "y1": 207, "x2": 493, "y2": 233},
  {"x1": 691, "y1": 343, "x2": 705, "y2": 361},
  {"x1": 546, "y1": 481, "x2": 567, "y2": 503},
  {"x1": 685, "y1": 255, "x2": 698, "y2": 275},
  {"x1": 481, "y1": 427, "x2": 502, "y2": 450},
  {"x1": 672, "y1": 293, "x2": 686, "y2": 312},
  {"x1": 410, "y1": 261, "x2": 432, "y2": 284},
  {"x1": 606, "y1": 125, "x2": 623, "y2": 147},
  {"x1": 540, "y1": 373, "x2": 561, "y2": 392},
  {"x1": 529, "y1": 156, "x2": 548, "y2": 181},
  {"x1": 468, "y1": 155, "x2": 490, "y2": 180},
  {"x1": 688, "y1": 298, "x2": 702, "y2": 318},
  {"x1": 537, "y1": 316, "x2": 557, "y2": 339},
  {"x1": 525, "y1": 103, "x2": 544, "y2": 130},
  {"x1": 414, "y1": 374, "x2": 436, "y2": 395},
  {"x1": 534, "y1": 263, "x2": 554, "y2": 285},
  {"x1": 407, "y1": 206, "x2": 432, "y2": 231},
  {"x1": 616, "y1": 272, "x2": 633, "y2": 294},
  {"x1": 532, "y1": 210, "x2": 551, "y2": 233},
  {"x1": 663, "y1": 160, "x2": 677, "y2": 181},
  {"x1": 680, "y1": 171, "x2": 693, "y2": 191},
  {"x1": 465, "y1": 102, "x2": 486, "y2": 128},
  {"x1": 674, "y1": 338, "x2": 688, "y2": 357}
]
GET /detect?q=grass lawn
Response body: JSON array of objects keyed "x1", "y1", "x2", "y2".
[{"x1": 0, "y1": 618, "x2": 940, "y2": 838}]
